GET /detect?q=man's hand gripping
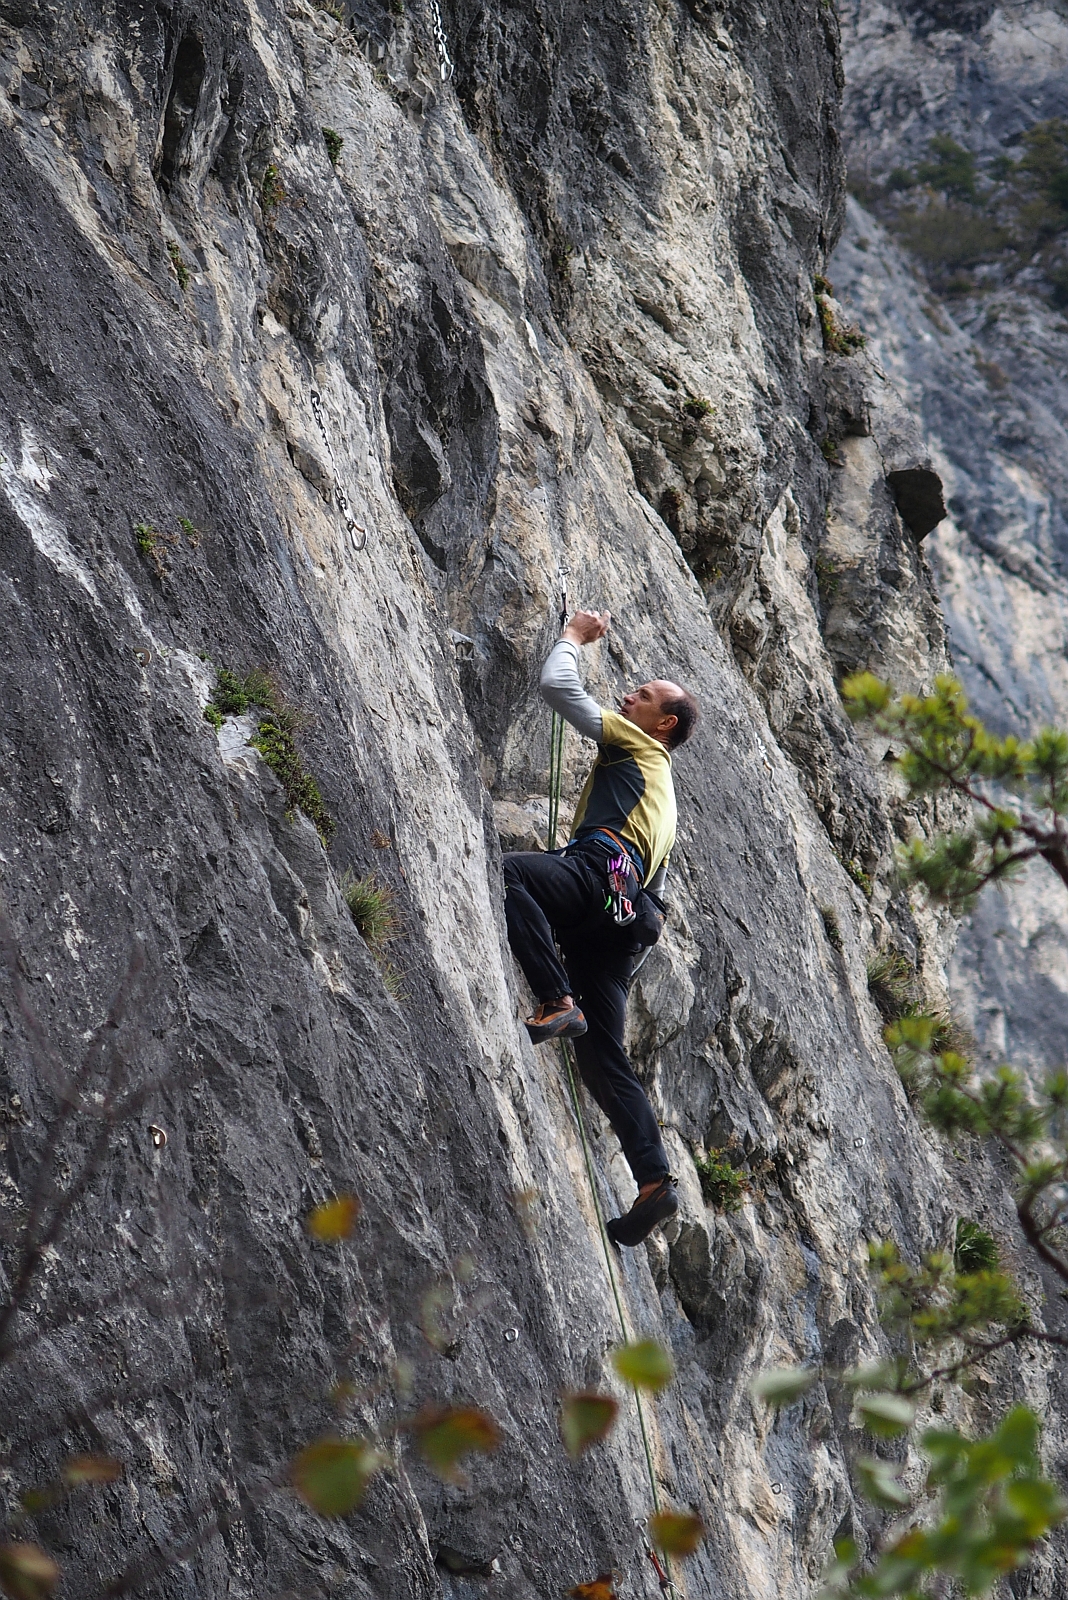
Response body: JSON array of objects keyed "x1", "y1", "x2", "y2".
[{"x1": 562, "y1": 609, "x2": 610, "y2": 646}]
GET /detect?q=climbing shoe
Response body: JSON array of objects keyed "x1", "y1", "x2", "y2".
[
  {"x1": 524, "y1": 1003, "x2": 588, "y2": 1044},
  {"x1": 606, "y1": 1176, "x2": 678, "y2": 1248}
]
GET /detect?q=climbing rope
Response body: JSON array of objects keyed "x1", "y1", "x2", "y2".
[
  {"x1": 309, "y1": 387, "x2": 368, "y2": 552},
  {"x1": 428, "y1": 0, "x2": 454, "y2": 81},
  {"x1": 547, "y1": 678, "x2": 676, "y2": 1596}
]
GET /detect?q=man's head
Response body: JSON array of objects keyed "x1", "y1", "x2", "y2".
[{"x1": 619, "y1": 680, "x2": 700, "y2": 750}]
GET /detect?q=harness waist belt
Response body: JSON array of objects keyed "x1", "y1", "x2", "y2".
[{"x1": 568, "y1": 829, "x2": 645, "y2": 883}]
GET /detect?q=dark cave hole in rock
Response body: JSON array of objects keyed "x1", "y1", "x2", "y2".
[{"x1": 158, "y1": 33, "x2": 207, "y2": 191}]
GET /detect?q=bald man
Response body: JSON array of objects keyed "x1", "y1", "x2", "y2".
[{"x1": 502, "y1": 609, "x2": 699, "y2": 1247}]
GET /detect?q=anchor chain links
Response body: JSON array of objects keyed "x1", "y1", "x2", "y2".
[
  {"x1": 309, "y1": 387, "x2": 368, "y2": 552},
  {"x1": 429, "y1": 0, "x2": 454, "y2": 81}
]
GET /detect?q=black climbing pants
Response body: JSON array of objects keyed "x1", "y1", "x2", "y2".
[{"x1": 502, "y1": 849, "x2": 670, "y2": 1189}]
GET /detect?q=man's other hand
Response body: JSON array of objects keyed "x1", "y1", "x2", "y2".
[{"x1": 562, "y1": 609, "x2": 610, "y2": 645}]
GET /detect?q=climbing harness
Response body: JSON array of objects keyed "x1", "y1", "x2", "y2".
[
  {"x1": 547, "y1": 652, "x2": 676, "y2": 1597},
  {"x1": 428, "y1": 0, "x2": 454, "y2": 81},
  {"x1": 309, "y1": 387, "x2": 368, "y2": 552}
]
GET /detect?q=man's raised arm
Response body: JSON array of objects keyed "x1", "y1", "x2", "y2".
[{"x1": 538, "y1": 609, "x2": 609, "y2": 742}]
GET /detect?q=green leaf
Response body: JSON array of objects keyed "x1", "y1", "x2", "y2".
[
  {"x1": 290, "y1": 1437, "x2": 386, "y2": 1515},
  {"x1": 648, "y1": 1509, "x2": 705, "y2": 1557},
  {"x1": 560, "y1": 1392, "x2": 619, "y2": 1460},
  {"x1": 749, "y1": 1366, "x2": 817, "y2": 1407},
  {"x1": 841, "y1": 672, "x2": 893, "y2": 718},
  {"x1": 609, "y1": 1339, "x2": 675, "y2": 1393},
  {"x1": 0, "y1": 1545, "x2": 61, "y2": 1600},
  {"x1": 855, "y1": 1456, "x2": 912, "y2": 1510},
  {"x1": 855, "y1": 1392, "x2": 915, "y2": 1437},
  {"x1": 411, "y1": 1405, "x2": 500, "y2": 1483},
  {"x1": 306, "y1": 1194, "x2": 361, "y2": 1241}
]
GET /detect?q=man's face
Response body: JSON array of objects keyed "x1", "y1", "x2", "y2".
[{"x1": 618, "y1": 680, "x2": 681, "y2": 742}]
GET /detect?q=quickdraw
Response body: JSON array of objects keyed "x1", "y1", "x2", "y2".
[
  {"x1": 309, "y1": 387, "x2": 368, "y2": 551},
  {"x1": 429, "y1": 0, "x2": 454, "y2": 81},
  {"x1": 641, "y1": 1535, "x2": 676, "y2": 1596},
  {"x1": 606, "y1": 852, "x2": 637, "y2": 926}
]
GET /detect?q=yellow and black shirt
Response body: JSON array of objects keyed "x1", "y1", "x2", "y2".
[{"x1": 570, "y1": 709, "x2": 676, "y2": 882}]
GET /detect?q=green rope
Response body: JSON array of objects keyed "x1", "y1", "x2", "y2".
[
  {"x1": 547, "y1": 709, "x2": 566, "y2": 851},
  {"x1": 547, "y1": 708, "x2": 673, "y2": 1589},
  {"x1": 560, "y1": 1038, "x2": 664, "y2": 1527}
]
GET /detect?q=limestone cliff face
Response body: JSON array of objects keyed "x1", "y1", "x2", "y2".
[
  {"x1": 832, "y1": 0, "x2": 1068, "y2": 1080},
  {"x1": 0, "y1": 2, "x2": 1057, "y2": 1598}
]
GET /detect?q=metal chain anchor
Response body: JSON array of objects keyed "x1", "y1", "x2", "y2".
[
  {"x1": 309, "y1": 388, "x2": 368, "y2": 552},
  {"x1": 429, "y1": 0, "x2": 454, "y2": 81}
]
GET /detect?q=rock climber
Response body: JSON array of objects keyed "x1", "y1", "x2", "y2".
[{"x1": 502, "y1": 609, "x2": 699, "y2": 1247}]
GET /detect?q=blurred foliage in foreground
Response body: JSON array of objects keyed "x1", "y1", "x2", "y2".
[{"x1": 750, "y1": 674, "x2": 1068, "y2": 1596}]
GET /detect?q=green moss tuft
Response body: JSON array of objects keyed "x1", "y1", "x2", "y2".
[
  {"x1": 261, "y1": 163, "x2": 285, "y2": 213},
  {"x1": 204, "y1": 667, "x2": 334, "y2": 842},
  {"x1": 815, "y1": 286, "x2": 867, "y2": 355},
  {"x1": 166, "y1": 238, "x2": 190, "y2": 291},
  {"x1": 322, "y1": 127, "x2": 344, "y2": 167}
]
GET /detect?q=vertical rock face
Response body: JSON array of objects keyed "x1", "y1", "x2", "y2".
[
  {"x1": 832, "y1": 0, "x2": 1068, "y2": 1076},
  {"x1": 0, "y1": 3, "x2": 1057, "y2": 1598}
]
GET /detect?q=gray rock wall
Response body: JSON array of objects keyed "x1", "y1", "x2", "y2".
[
  {"x1": 832, "y1": 0, "x2": 1068, "y2": 1080},
  {"x1": 0, "y1": 1, "x2": 1059, "y2": 1597}
]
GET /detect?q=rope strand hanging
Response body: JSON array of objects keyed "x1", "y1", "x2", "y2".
[{"x1": 545, "y1": 611, "x2": 676, "y2": 1596}]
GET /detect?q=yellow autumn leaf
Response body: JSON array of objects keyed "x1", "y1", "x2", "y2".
[
  {"x1": 62, "y1": 1455, "x2": 122, "y2": 1486},
  {"x1": 568, "y1": 1574, "x2": 617, "y2": 1599},
  {"x1": 290, "y1": 1437, "x2": 386, "y2": 1516},
  {"x1": 610, "y1": 1339, "x2": 675, "y2": 1393},
  {"x1": 0, "y1": 1543, "x2": 61, "y2": 1600},
  {"x1": 306, "y1": 1194, "x2": 361, "y2": 1242},
  {"x1": 560, "y1": 1393, "x2": 619, "y2": 1460},
  {"x1": 411, "y1": 1405, "x2": 500, "y2": 1483},
  {"x1": 649, "y1": 1509, "x2": 705, "y2": 1558}
]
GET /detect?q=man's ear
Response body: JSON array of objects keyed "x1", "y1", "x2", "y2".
[{"x1": 658, "y1": 713, "x2": 679, "y2": 736}]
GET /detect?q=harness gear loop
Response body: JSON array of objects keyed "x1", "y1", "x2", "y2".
[
  {"x1": 547, "y1": 698, "x2": 675, "y2": 1594},
  {"x1": 309, "y1": 387, "x2": 368, "y2": 551}
]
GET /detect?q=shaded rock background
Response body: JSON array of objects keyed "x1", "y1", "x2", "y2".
[
  {"x1": 832, "y1": 0, "x2": 1068, "y2": 1077},
  {"x1": 0, "y1": 2, "x2": 1064, "y2": 1599}
]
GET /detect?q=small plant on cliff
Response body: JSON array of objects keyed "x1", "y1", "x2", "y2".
[
  {"x1": 693, "y1": 1148, "x2": 750, "y2": 1212},
  {"x1": 261, "y1": 163, "x2": 285, "y2": 214},
  {"x1": 341, "y1": 871, "x2": 398, "y2": 948},
  {"x1": 165, "y1": 238, "x2": 190, "y2": 291},
  {"x1": 954, "y1": 1217, "x2": 999, "y2": 1275},
  {"x1": 865, "y1": 948, "x2": 917, "y2": 1022},
  {"x1": 682, "y1": 396, "x2": 714, "y2": 421},
  {"x1": 754, "y1": 672, "x2": 1068, "y2": 1598},
  {"x1": 820, "y1": 905, "x2": 843, "y2": 950},
  {"x1": 814, "y1": 281, "x2": 867, "y2": 356},
  {"x1": 322, "y1": 127, "x2": 343, "y2": 167},
  {"x1": 340, "y1": 870, "x2": 404, "y2": 996},
  {"x1": 204, "y1": 667, "x2": 334, "y2": 842},
  {"x1": 133, "y1": 520, "x2": 177, "y2": 580}
]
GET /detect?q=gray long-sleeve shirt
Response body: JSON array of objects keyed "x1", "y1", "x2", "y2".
[
  {"x1": 538, "y1": 639, "x2": 670, "y2": 896},
  {"x1": 539, "y1": 639, "x2": 603, "y2": 742}
]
